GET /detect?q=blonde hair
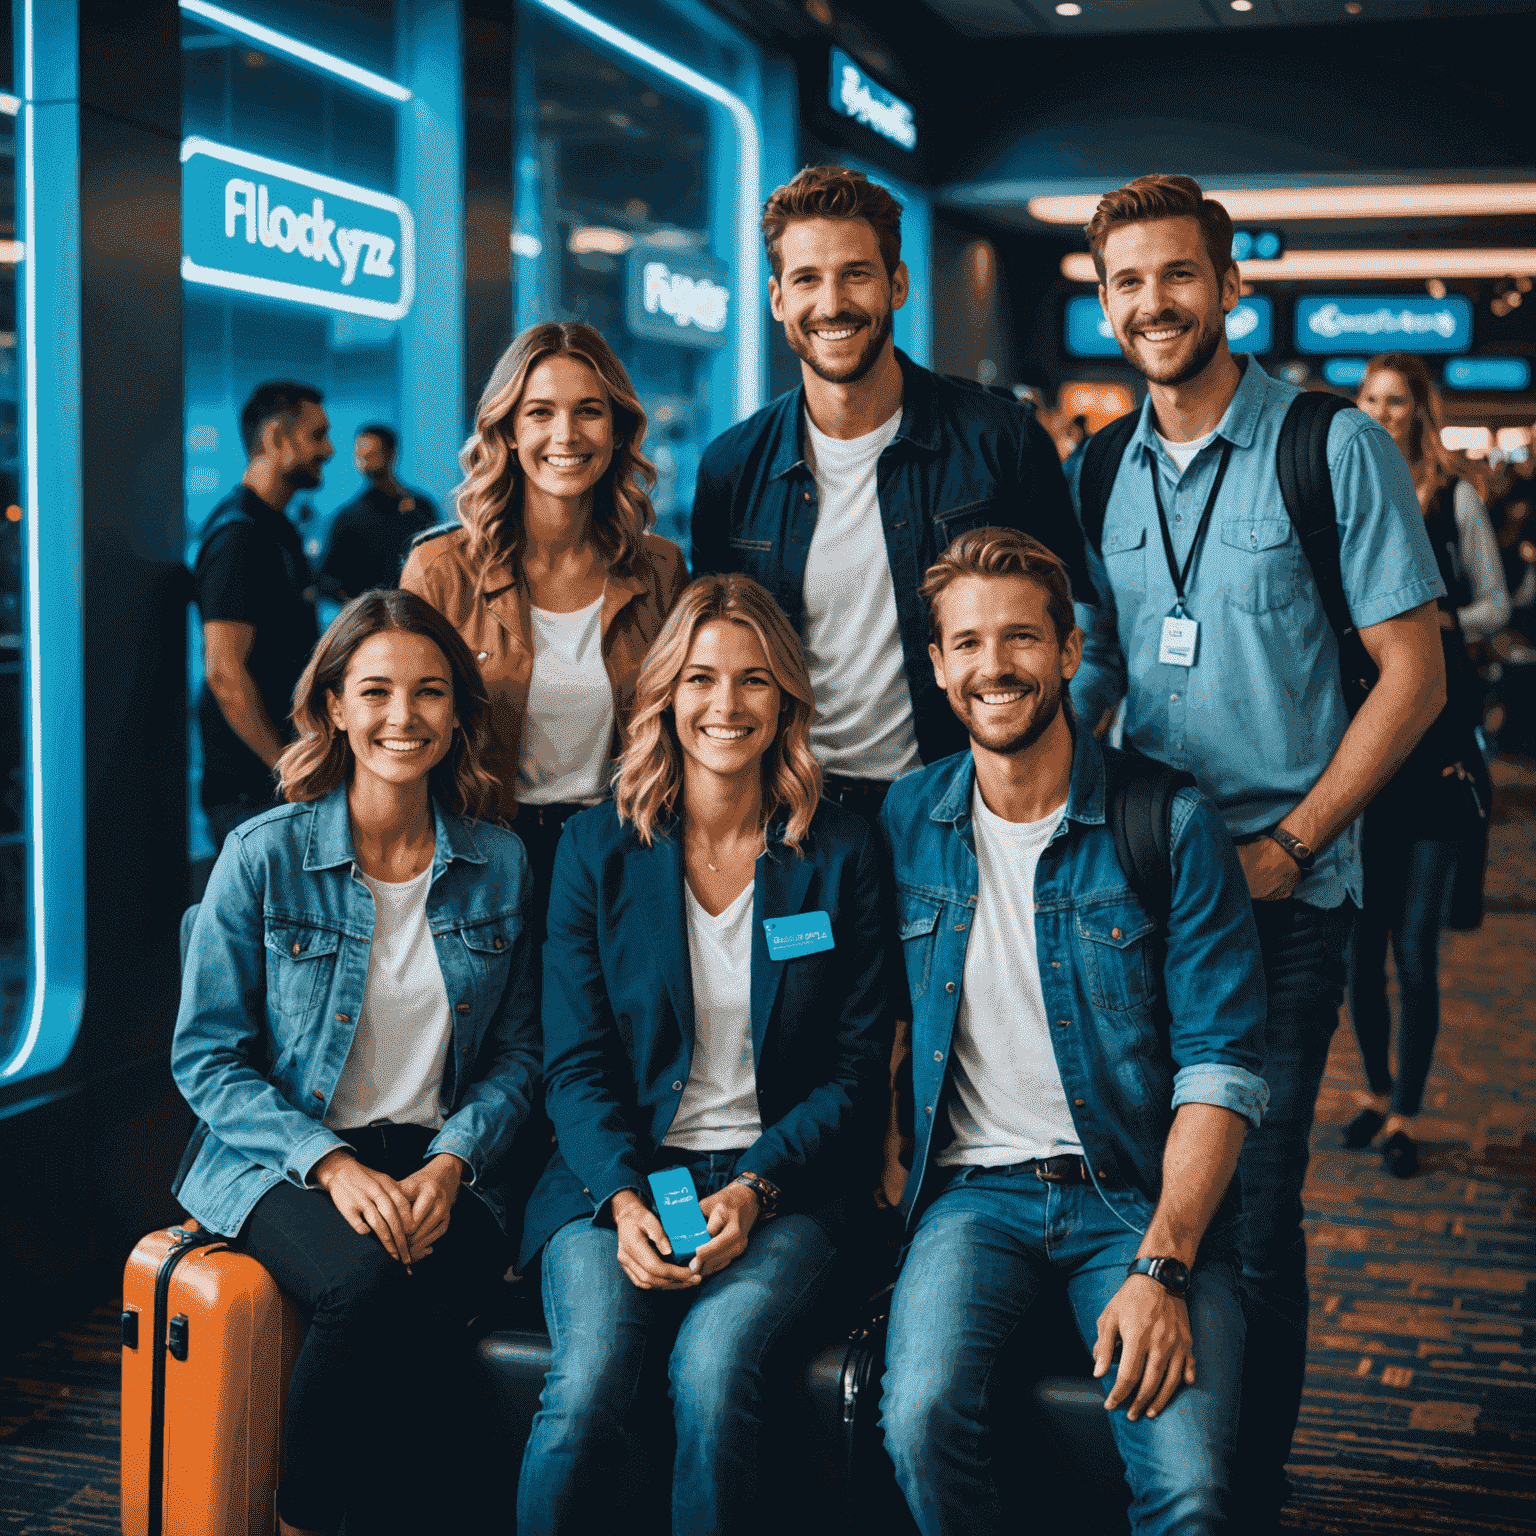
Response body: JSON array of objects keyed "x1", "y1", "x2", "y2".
[
  {"x1": 613, "y1": 575, "x2": 822, "y2": 851},
  {"x1": 276, "y1": 590, "x2": 499, "y2": 819},
  {"x1": 1362, "y1": 352, "x2": 1460, "y2": 498},
  {"x1": 455, "y1": 321, "x2": 657, "y2": 592}
]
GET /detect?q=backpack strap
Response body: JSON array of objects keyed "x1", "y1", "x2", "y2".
[
  {"x1": 1076, "y1": 409, "x2": 1140, "y2": 560},
  {"x1": 1103, "y1": 745, "x2": 1197, "y2": 927},
  {"x1": 1275, "y1": 391, "x2": 1379, "y2": 712}
]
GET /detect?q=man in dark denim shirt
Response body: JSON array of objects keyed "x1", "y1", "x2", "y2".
[
  {"x1": 691, "y1": 166, "x2": 1095, "y2": 814},
  {"x1": 878, "y1": 529, "x2": 1267, "y2": 1536}
]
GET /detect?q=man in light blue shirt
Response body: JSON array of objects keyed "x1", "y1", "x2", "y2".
[{"x1": 1071, "y1": 175, "x2": 1447, "y2": 1528}]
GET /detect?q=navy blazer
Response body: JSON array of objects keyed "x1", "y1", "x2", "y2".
[{"x1": 519, "y1": 798, "x2": 891, "y2": 1268}]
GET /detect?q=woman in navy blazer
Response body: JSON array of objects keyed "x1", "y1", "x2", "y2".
[{"x1": 515, "y1": 574, "x2": 891, "y2": 1535}]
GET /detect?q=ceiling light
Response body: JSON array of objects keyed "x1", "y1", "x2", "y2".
[
  {"x1": 1231, "y1": 1, "x2": 1253, "y2": 10},
  {"x1": 1344, "y1": 1, "x2": 1363, "y2": 12},
  {"x1": 1059, "y1": 248, "x2": 1536, "y2": 283},
  {"x1": 1055, "y1": 3, "x2": 1082, "y2": 14},
  {"x1": 568, "y1": 226, "x2": 633, "y2": 255},
  {"x1": 1426, "y1": 278, "x2": 1447, "y2": 299},
  {"x1": 1030, "y1": 183, "x2": 1536, "y2": 225}
]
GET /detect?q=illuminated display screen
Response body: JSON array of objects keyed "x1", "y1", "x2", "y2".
[
  {"x1": 1444, "y1": 357, "x2": 1531, "y2": 391},
  {"x1": 1065, "y1": 295, "x2": 1272, "y2": 357},
  {"x1": 828, "y1": 48, "x2": 916, "y2": 151},
  {"x1": 1295, "y1": 294, "x2": 1472, "y2": 355},
  {"x1": 1322, "y1": 358, "x2": 1368, "y2": 388}
]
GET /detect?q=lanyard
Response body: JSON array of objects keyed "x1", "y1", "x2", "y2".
[{"x1": 1150, "y1": 439, "x2": 1233, "y2": 615}]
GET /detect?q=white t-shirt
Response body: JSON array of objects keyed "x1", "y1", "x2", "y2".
[
  {"x1": 802, "y1": 409, "x2": 922, "y2": 781},
  {"x1": 667, "y1": 880, "x2": 763, "y2": 1152},
  {"x1": 937, "y1": 791, "x2": 1083, "y2": 1167},
  {"x1": 516, "y1": 593, "x2": 614, "y2": 806},
  {"x1": 326, "y1": 866, "x2": 453, "y2": 1132},
  {"x1": 1155, "y1": 428, "x2": 1217, "y2": 477}
]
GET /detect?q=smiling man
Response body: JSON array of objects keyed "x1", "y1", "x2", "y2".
[
  {"x1": 691, "y1": 165, "x2": 1095, "y2": 820},
  {"x1": 878, "y1": 528, "x2": 1268, "y2": 1536},
  {"x1": 1068, "y1": 175, "x2": 1448, "y2": 1527}
]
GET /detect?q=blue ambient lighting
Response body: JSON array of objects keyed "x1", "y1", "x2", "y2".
[
  {"x1": 1253, "y1": 230, "x2": 1282, "y2": 260},
  {"x1": 522, "y1": 0, "x2": 763, "y2": 422},
  {"x1": 1322, "y1": 358, "x2": 1368, "y2": 388},
  {"x1": 1444, "y1": 357, "x2": 1531, "y2": 391},
  {"x1": 828, "y1": 49, "x2": 917, "y2": 152},
  {"x1": 1295, "y1": 294, "x2": 1473, "y2": 354},
  {"x1": 178, "y1": 0, "x2": 412, "y2": 103}
]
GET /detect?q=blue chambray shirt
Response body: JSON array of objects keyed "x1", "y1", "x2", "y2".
[
  {"x1": 881, "y1": 728, "x2": 1268, "y2": 1238},
  {"x1": 1072, "y1": 358, "x2": 1445, "y2": 908}
]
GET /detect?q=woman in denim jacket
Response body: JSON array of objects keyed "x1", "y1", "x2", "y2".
[{"x1": 171, "y1": 590, "x2": 539, "y2": 1536}]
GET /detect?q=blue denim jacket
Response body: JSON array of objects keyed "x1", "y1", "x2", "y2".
[
  {"x1": 691, "y1": 351, "x2": 1096, "y2": 765},
  {"x1": 879, "y1": 729, "x2": 1268, "y2": 1236},
  {"x1": 171, "y1": 786, "x2": 539, "y2": 1238}
]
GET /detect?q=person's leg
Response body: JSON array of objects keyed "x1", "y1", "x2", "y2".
[
  {"x1": 1385, "y1": 840, "x2": 1459, "y2": 1123},
  {"x1": 665, "y1": 1213, "x2": 838, "y2": 1536},
  {"x1": 1346, "y1": 821, "x2": 1402, "y2": 1113},
  {"x1": 1060, "y1": 1195, "x2": 1244, "y2": 1536},
  {"x1": 515, "y1": 1219, "x2": 658, "y2": 1536},
  {"x1": 1235, "y1": 898, "x2": 1354, "y2": 1520},
  {"x1": 879, "y1": 1169, "x2": 1045, "y2": 1536}
]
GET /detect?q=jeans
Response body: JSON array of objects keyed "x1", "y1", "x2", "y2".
[
  {"x1": 239, "y1": 1123, "x2": 507, "y2": 1534},
  {"x1": 1234, "y1": 898, "x2": 1354, "y2": 1513},
  {"x1": 881, "y1": 1164, "x2": 1245, "y2": 1536},
  {"x1": 1348, "y1": 824, "x2": 1459, "y2": 1118},
  {"x1": 515, "y1": 1149, "x2": 839, "y2": 1536}
]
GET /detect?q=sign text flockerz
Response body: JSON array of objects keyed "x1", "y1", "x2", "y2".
[
  {"x1": 181, "y1": 137, "x2": 415, "y2": 321},
  {"x1": 829, "y1": 48, "x2": 916, "y2": 152}
]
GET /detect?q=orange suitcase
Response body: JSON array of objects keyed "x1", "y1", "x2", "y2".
[{"x1": 121, "y1": 1222, "x2": 305, "y2": 1536}]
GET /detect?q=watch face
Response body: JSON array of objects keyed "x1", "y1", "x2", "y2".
[{"x1": 1154, "y1": 1258, "x2": 1191, "y2": 1295}]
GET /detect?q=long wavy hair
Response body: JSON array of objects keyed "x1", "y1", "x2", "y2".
[
  {"x1": 455, "y1": 321, "x2": 657, "y2": 593},
  {"x1": 1362, "y1": 351, "x2": 1457, "y2": 498},
  {"x1": 613, "y1": 575, "x2": 822, "y2": 852},
  {"x1": 277, "y1": 590, "x2": 499, "y2": 819}
]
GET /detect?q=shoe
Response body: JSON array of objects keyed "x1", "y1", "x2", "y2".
[
  {"x1": 1343, "y1": 1108, "x2": 1385, "y2": 1148},
  {"x1": 1381, "y1": 1130, "x2": 1420, "y2": 1178}
]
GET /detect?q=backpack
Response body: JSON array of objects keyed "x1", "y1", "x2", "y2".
[
  {"x1": 1102, "y1": 745, "x2": 1196, "y2": 927},
  {"x1": 1077, "y1": 390, "x2": 1379, "y2": 716}
]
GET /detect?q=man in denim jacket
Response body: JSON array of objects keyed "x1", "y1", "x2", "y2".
[{"x1": 878, "y1": 529, "x2": 1267, "y2": 1536}]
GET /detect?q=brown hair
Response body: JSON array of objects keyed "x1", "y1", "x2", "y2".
[
  {"x1": 276, "y1": 590, "x2": 499, "y2": 818},
  {"x1": 613, "y1": 575, "x2": 822, "y2": 852},
  {"x1": 1085, "y1": 175, "x2": 1235, "y2": 288},
  {"x1": 454, "y1": 321, "x2": 657, "y2": 594},
  {"x1": 762, "y1": 165, "x2": 903, "y2": 281},
  {"x1": 922, "y1": 527, "x2": 1077, "y2": 647},
  {"x1": 1361, "y1": 352, "x2": 1458, "y2": 495}
]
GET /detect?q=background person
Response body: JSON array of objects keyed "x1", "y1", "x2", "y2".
[
  {"x1": 1343, "y1": 354, "x2": 1509, "y2": 1177},
  {"x1": 170, "y1": 590, "x2": 540, "y2": 1536},
  {"x1": 318, "y1": 424, "x2": 439, "y2": 600},
  {"x1": 194, "y1": 381, "x2": 331, "y2": 849},
  {"x1": 401, "y1": 321, "x2": 688, "y2": 936},
  {"x1": 514, "y1": 575, "x2": 891, "y2": 1536}
]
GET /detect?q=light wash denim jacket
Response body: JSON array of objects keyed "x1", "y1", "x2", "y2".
[
  {"x1": 880, "y1": 728, "x2": 1269, "y2": 1239},
  {"x1": 171, "y1": 785, "x2": 539, "y2": 1238}
]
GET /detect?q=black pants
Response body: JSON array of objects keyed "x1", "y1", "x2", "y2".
[
  {"x1": 511, "y1": 801, "x2": 591, "y2": 948},
  {"x1": 241, "y1": 1123, "x2": 506, "y2": 1534}
]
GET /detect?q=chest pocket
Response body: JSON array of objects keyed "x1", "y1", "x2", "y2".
[
  {"x1": 1218, "y1": 517, "x2": 1303, "y2": 613},
  {"x1": 932, "y1": 496, "x2": 999, "y2": 551},
  {"x1": 1074, "y1": 905, "x2": 1156, "y2": 1013},
  {"x1": 263, "y1": 921, "x2": 342, "y2": 1017},
  {"x1": 457, "y1": 917, "x2": 518, "y2": 1006},
  {"x1": 1100, "y1": 524, "x2": 1146, "y2": 596},
  {"x1": 897, "y1": 892, "x2": 942, "y2": 1005}
]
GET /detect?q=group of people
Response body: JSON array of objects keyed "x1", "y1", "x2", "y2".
[{"x1": 175, "y1": 166, "x2": 1466, "y2": 1536}]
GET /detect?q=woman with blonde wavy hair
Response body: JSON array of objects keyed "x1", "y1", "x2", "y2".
[
  {"x1": 401, "y1": 320, "x2": 687, "y2": 935},
  {"x1": 515, "y1": 573, "x2": 893, "y2": 1536},
  {"x1": 171, "y1": 590, "x2": 539, "y2": 1536}
]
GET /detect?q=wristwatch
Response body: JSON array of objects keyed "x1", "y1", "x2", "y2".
[
  {"x1": 1126, "y1": 1255, "x2": 1191, "y2": 1298},
  {"x1": 1266, "y1": 825, "x2": 1316, "y2": 871},
  {"x1": 733, "y1": 1170, "x2": 780, "y2": 1219}
]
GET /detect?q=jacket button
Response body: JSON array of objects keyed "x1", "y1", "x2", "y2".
[
  {"x1": 1051, "y1": 961, "x2": 1061, "y2": 968},
  {"x1": 457, "y1": 1003, "x2": 471, "y2": 1013},
  {"x1": 494, "y1": 937, "x2": 505, "y2": 950},
  {"x1": 673, "y1": 1080, "x2": 683, "y2": 1091},
  {"x1": 291, "y1": 941, "x2": 301, "y2": 956},
  {"x1": 945, "y1": 982, "x2": 956, "y2": 993},
  {"x1": 1111, "y1": 927, "x2": 1122, "y2": 940},
  {"x1": 924, "y1": 1106, "x2": 932, "y2": 1116},
  {"x1": 312, "y1": 1090, "x2": 324, "y2": 1101},
  {"x1": 1074, "y1": 1098, "x2": 1085, "y2": 1107},
  {"x1": 802, "y1": 490, "x2": 811, "y2": 502},
  {"x1": 461, "y1": 1046, "x2": 470, "y2": 1056},
  {"x1": 1057, "y1": 1019, "x2": 1070, "y2": 1028},
  {"x1": 335, "y1": 1013, "x2": 349, "y2": 1023},
  {"x1": 953, "y1": 923, "x2": 966, "y2": 932},
  {"x1": 933, "y1": 1050, "x2": 943, "y2": 1061}
]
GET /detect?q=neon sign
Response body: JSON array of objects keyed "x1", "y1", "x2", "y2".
[
  {"x1": 626, "y1": 248, "x2": 730, "y2": 350},
  {"x1": 1065, "y1": 295, "x2": 1272, "y2": 357},
  {"x1": 181, "y1": 138, "x2": 415, "y2": 321},
  {"x1": 1444, "y1": 357, "x2": 1530, "y2": 391},
  {"x1": 829, "y1": 49, "x2": 916, "y2": 152},
  {"x1": 1295, "y1": 295, "x2": 1471, "y2": 354}
]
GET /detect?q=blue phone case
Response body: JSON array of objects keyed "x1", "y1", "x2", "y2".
[{"x1": 646, "y1": 1166, "x2": 712, "y2": 1261}]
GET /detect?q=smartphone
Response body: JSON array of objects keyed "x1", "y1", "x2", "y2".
[{"x1": 646, "y1": 1166, "x2": 712, "y2": 1265}]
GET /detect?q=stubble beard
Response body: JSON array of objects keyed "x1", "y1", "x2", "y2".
[
  {"x1": 1119, "y1": 309, "x2": 1225, "y2": 388},
  {"x1": 789, "y1": 304, "x2": 894, "y2": 386},
  {"x1": 960, "y1": 675, "x2": 1065, "y2": 758}
]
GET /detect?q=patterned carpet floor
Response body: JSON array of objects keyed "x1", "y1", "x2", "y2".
[{"x1": 3, "y1": 762, "x2": 1535, "y2": 1534}]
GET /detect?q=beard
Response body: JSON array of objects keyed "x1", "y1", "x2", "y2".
[
  {"x1": 785, "y1": 303, "x2": 894, "y2": 385},
  {"x1": 955, "y1": 671, "x2": 1066, "y2": 757},
  {"x1": 1117, "y1": 307, "x2": 1225, "y2": 387},
  {"x1": 289, "y1": 460, "x2": 324, "y2": 491}
]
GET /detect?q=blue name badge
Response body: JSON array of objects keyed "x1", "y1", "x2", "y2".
[{"x1": 763, "y1": 911, "x2": 834, "y2": 961}]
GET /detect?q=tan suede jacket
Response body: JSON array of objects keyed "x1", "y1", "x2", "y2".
[{"x1": 400, "y1": 526, "x2": 689, "y2": 822}]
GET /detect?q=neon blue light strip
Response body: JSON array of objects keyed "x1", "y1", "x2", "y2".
[
  {"x1": 178, "y1": 0, "x2": 412, "y2": 103},
  {"x1": 523, "y1": 0, "x2": 763, "y2": 421}
]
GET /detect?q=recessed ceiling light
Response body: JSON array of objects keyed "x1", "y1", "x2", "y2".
[
  {"x1": 1344, "y1": 1, "x2": 1362, "y2": 11},
  {"x1": 1055, "y1": 3, "x2": 1083, "y2": 14},
  {"x1": 1231, "y1": 1, "x2": 1253, "y2": 10}
]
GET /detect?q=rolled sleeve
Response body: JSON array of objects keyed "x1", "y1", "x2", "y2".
[
  {"x1": 1172, "y1": 1062, "x2": 1269, "y2": 1129},
  {"x1": 291, "y1": 1128, "x2": 350, "y2": 1188}
]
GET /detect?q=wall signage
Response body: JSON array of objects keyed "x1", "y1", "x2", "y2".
[
  {"x1": 828, "y1": 49, "x2": 917, "y2": 152},
  {"x1": 1444, "y1": 357, "x2": 1530, "y2": 391},
  {"x1": 625, "y1": 247, "x2": 730, "y2": 350},
  {"x1": 1294, "y1": 295, "x2": 1471, "y2": 355},
  {"x1": 1065, "y1": 295, "x2": 1272, "y2": 358},
  {"x1": 1232, "y1": 230, "x2": 1283, "y2": 262},
  {"x1": 1321, "y1": 358, "x2": 1368, "y2": 388},
  {"x1": 181, "y1": 137, "x2": 415, "y2": 321}
]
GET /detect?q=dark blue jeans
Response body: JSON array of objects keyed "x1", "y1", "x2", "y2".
[
  {"x1": 1348, "y1": 827, "x2": 1459, "y2": 1118},
  {"x1": 514, "y1": 1149, "x2": 838, "y2": 1536},
  {"x1": 881, "y1": 1164, "x2": 1245, "y2": 1536},
  {"x1": 1234, "y1": 898, "x2": 1355, "y2": 1513}
]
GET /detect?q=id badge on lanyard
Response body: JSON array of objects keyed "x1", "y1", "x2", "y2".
[{"x1": 1151, "y1": 440, "x2": 1233, "y2": 670}]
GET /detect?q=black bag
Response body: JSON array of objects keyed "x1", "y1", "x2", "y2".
[{"x1": 1101, "y1": 745, "x2": 1197, "y2": 926}]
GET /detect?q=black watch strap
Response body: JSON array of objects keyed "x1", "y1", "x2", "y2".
[
  {"x1": 1267, "y1": 825, "x2": 1315, "y2": 871},
  {"x1": 1126, "y1": 1255, "x2": 1191, "y2": 1297}
]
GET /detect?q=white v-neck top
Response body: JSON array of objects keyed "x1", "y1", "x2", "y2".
[{"x1": 515, "y1": 592, "x2": 614, "y2": 806}]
